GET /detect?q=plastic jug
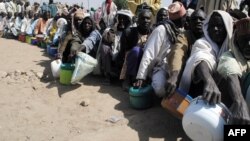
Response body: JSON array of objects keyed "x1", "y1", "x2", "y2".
[
  {"x1": 51, "y1": 59, "x2": 62, "y2": 78},
  {"x1": 59, "y1": 63, "x2": 75, "y2": 85},
  {"x1": 49, "y1": 47, "x2": 58, "y2": 57}
]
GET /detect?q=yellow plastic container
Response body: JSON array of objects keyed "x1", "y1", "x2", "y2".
[
  {"x1": 25, "y1": 35, "x2": 32, "y2": 44},
  {"x1": 161, "y1": 89, "x2": 192, "y2": 119}
]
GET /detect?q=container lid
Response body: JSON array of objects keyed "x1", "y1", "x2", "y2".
[
  {"x1": 129, "y1": 85, "x2": 153, "y2": 96},
  {"x1": 61, "y1": 63, "x2": 75, "y2": 70},
  {"x1": 50, "y1": 47, "x2": 58, "y2": 49},
  {"x1": 176, "y1": 88, "x2": 193, "y2": 101}
]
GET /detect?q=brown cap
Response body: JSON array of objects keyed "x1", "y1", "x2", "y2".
[{"x1": 168, "y1": 1, "x2": 186, "y2": 20}]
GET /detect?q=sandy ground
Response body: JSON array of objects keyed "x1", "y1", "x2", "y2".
[{"x1": 0, "y1": 38, "x2": 191, "y2": 141}]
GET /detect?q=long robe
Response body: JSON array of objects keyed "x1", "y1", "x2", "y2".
[{"x1": 178, "y1": 10, "x2": 234, "y2": 93}]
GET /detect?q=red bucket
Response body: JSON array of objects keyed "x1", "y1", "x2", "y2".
[{"x1": 18, "y1": 34, "x2": 26, "y2": 42}]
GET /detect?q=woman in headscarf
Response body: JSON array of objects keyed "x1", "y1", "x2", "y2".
[
  {"x1": 217, "y1": 18, "x2": 250, "y2": 124},
  {"x1": 178, "y1": 10, "x2": 234, "y2": 105},
  {"x1": 68, "y1": 14, "x2": 102, "y2": 62}
]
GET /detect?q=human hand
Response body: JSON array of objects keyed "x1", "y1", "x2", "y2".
[
  {"x1": 165, "y1": 71, "x2": 179, "y2": 97},
  {"x1": 70, "y1": 45, "x2": 85, "y2": 57},
  {"x1": 202, "y1": 78, "x2": 221, "y2": 105},
  {"x1": 133, "y1": 79, "x2": 144, "y2": 88}
]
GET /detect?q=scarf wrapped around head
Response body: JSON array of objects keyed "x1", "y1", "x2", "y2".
[
  {"x1": 217, "y1": 18, "x2": 250, "y2": 79},
  {"x1": 106, "y1": 0, "x2": 112, "y2": 15},
  {"x1": 178, "y1": 10, "x2": 234, "y2": 93}
]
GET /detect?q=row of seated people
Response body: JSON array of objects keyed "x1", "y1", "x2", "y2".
[{"x1": 1, "y1": 0, "x2": 250, "y2": 126}]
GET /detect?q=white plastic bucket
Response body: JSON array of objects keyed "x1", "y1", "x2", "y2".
[
  {"x1": 51, "y1": 59, "x2": 62, "y2": 78},
  {"x1": 182, "y1": 96, "x2": 231, "y2": 141}
]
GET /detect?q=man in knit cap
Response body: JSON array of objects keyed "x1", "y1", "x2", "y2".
[
  {"x1": 168, "y1": 1, "x2": 187, "y2": 30},
  {"x1": 217, "y1": 18, "x2": 250, "y2": 124},
  {"x1": 165, "y1": 9, "x2": 206, "y2": 98}
]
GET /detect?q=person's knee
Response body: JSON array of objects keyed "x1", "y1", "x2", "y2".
[{"x1": 152, "y1": 82, "x2": 166, "y2": 97}]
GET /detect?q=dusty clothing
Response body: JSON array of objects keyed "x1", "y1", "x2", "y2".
[
  {"x1": 70, "y1": 30, "x2": 102, "y2": 58},
  {"x1": 0, "y1": 16, "x2": 7, "y2": 31},
  {"x1": 20, "y1": 17, "x2": 29, "y2": 33},
  {"x1": 178, "y1": 10, "x2": 234, "y2": 93},
  {"x1": 217, "y1": 34, "x2": 250, "y2": 81},
  {"x1": 196, "y1": 0, "x2": 239, "y2": 15},
  {"x1": 0, "y1": 2, "x2": 6, "y2": 13},
  {"x1": 119, "y1": 26, "x2": 151, "y2": 80},
  {"x1": 25, "y1": 19, "x2": 39, "y2": 35},
  {"x1": 136, "y1": 22, "x2": 179, "y2": 97},
  {"x1": 58, "y1": 32, "x2": 72, "y2": 55},
  {"x1": 99, "y1": 28, "x2": 123, "y2": 75},
  {"x1": 136, "y1": 23, "x2": 177, "y2": 80},
  {"x1": 48, "y1": 3, "x2": 58, "y2": 17},
  {"x1": 168, "y1": 30, "x2": 197, "y2": 72},
  {"x1": 34, "y1": 18, "x2": 52, "y2": 35},
  {"x1": 101, "y1": 1, "x2": 117, "y2": 27}
]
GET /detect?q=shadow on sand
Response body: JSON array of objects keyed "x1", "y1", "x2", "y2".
[
  {"x1": 82, "y1": 75, "x2": 192, "y2": 141},
  {"x1": 35, "y1": 49, "x2": 191, "y2": 140}
]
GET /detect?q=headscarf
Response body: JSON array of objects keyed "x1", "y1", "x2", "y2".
[
  {"x1": 178, "y1": 10, "x2": 234, "y2": 93},
  {"x1": 202, "y1": 10, "x2": 233, "y2": 60},
  {"x1": 217, "y1": 18, "x2": 250, "y2": 79}
]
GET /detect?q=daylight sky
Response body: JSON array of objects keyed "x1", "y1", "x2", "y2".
[{"x1": 32, "y1": 0, "x2": 172, "y2": 9}]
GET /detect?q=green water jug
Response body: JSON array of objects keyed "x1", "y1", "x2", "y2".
[
  {"x1": 129, "y1": 85, "x2": 154, "y2": 109},
  {"x1": 59, "y1": 63, "x2": 75, "y2": 85}
]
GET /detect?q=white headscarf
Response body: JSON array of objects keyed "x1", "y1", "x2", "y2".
[{"x1": 178, "y1": 10, "x2": 234, "y2": 93}]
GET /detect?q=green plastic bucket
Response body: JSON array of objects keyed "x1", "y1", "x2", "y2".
[
  {"x1": 59, "y1": 63, "x2": 75, "y2": 85},
  {"x1": 39, "y1": 41, "x2": 47, "y2": 48},
  {"x1": 129, "y1": 85, "x2": 154, "y2": 109}
]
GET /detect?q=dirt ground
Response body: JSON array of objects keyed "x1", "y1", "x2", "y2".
[{"x1": 0, "y1": 38, "x2": 191, "y2": 141}]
